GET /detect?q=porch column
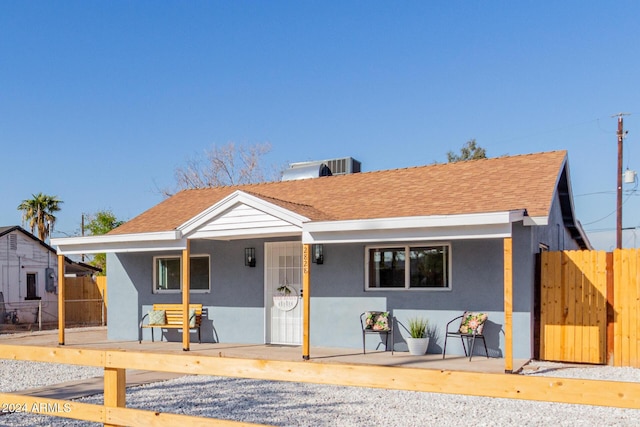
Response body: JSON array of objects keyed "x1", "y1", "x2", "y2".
[
  {"x1": 57, "y1": 254, "x2": 65, "y2": 345},
  {"x1": 302, "y1": 244, "x2": 311, "y2": 360},
  {"x1": 503, "y1": 237, "x2": 513, "y2": 373},
  {"x1": 182, "y1": 240, "x2": 191, "y2": 351}
]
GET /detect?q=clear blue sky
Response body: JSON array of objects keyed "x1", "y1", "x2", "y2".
[{"x1": 2, "y1": 1, "x2": 639, "y2": 250}]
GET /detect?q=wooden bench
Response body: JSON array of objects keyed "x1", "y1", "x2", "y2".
[{"x1": 139, "y1": 303, "x2": 203, "y2": 343}]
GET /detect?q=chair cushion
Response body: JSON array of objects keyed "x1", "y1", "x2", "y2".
[
  {"x1": 364, "y1": 311, "x2": 391, "y2": 331},
  {"x1": 148, "y1": 310, "x2": 166, "y2": 325},
  {"x1": 458, "y1": 311, "x2": 488, "y2": 334}
]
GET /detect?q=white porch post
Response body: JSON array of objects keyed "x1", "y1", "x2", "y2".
[{"x1": 182, "y1": 239, "x2": 191, "y2": 351}]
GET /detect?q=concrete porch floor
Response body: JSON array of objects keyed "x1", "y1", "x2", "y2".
[{"x1": 0, "y1": 326, "x2": 529, "y2": 374}]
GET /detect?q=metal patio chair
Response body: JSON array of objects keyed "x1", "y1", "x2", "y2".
[
  {"x1": 360, "y1": 311, "x2": 394, "y2": 355},
  {"x1": 442, "y1": 311, "x2": 489, "y2": 361}
]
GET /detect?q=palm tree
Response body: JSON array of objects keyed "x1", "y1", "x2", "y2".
[{"x1": 17, "y1": 193, "x2": 63, "y2": 241}]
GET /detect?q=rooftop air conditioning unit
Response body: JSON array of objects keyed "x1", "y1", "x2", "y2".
[
  {"x1": 281, "y1": 161, "x2": 332, "y2": 181},
  {"x1": 324, "y1": 157, "x2": 361, "y2": 175},
  {"x1": 281, "y1": 157, "x2": 361, "y2": 181}
]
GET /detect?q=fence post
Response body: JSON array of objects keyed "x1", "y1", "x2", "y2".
[
  {"x1": 606, "y1": 251, "x2": 615, "y2": 365},
  {"x1": 104, "y1": 367, "x2": 126, "y2": 427}
]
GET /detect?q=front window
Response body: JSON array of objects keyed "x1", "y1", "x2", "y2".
[
  {"x1": 366, "y1": 244, "x2": 450, "y2": 290},
  {"x1": 154, "y1": 255, "x2": 210, "y2": 293}
]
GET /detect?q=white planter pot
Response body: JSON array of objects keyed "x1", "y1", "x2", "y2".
[{"x1": 406, "y1": 337, "x2": 430, "y2": 355}]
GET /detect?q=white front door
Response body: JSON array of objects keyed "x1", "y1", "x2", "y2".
[{"x1": 265, "y1": 242, "x2": 302, "y2": 345}]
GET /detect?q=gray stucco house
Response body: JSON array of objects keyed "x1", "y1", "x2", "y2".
[{"x1": 52, "y1": 150, "x2": 589, "y2": 362}]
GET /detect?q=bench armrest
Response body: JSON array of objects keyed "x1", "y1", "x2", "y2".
[{"x1": 139, "y1": 313, "x2": 149, "y2": 329}]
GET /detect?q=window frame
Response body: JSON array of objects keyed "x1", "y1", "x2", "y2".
[
  {"x1": 152, "y1": 254, "x2": 211, "y2": 294},
  {"x1": 364, "y1": 243, "x2": 452, "y2": 291},
  {"x1": 25, "y1": 272, "x2": 41, "y2": 300}
]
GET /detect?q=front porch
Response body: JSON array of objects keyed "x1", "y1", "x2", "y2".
[{"x1": 0, "y1": 327, "x2": 529, "y2": 374}]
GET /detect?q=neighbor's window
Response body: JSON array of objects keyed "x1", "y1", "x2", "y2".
[
  {"x1": 154, "y1": 255, "x2": 210, "y2": 293},
  {"x1": 366, "y1": 244, "x2": 450, "y2": 290}
]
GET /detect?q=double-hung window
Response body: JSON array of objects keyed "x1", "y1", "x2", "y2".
[
  {"x1": 153, "y1": 255, "x2": 210, "y2": 293},
  {"x1": 366, "y1": 244, "x2": 450, "y2": 290}
]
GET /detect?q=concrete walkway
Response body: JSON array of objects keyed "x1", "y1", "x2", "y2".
[{"x1": 18, "y1": 370, "x2": 184, "y2": 400}]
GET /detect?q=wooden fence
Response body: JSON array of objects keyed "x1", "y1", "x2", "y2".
[
  {"x1": 0, "y1": 344, "x2": 639, "y2": 426},
  {"x1": 613, "y1": 249, "x2": 640, "y2": 367},
  {"x1": 64, "y1": 276, "x2": 107, "y2": 326},
  {"x1": 540, "y1": 249, "x2": 640, "y2": 367}
]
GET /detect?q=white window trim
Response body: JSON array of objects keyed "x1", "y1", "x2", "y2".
[
  {"x1": 364, "y1": 243, "x2": 452, "y2": 291},
  {"x1": 152, "y1": 254, "x2": 211, "y2": 294}
]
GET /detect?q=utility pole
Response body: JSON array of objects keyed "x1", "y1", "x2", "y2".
[{"x1": 616, "y1": 113, "x2": 630, "y2": 249}]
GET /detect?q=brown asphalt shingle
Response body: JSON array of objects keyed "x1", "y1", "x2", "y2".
[{"x1": 110, "y1": 150, "x2": 568, "y2": 235}]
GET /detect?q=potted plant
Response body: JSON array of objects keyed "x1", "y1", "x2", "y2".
[{"x1": 406, "y1": 317, "x2": 430, "y2": 355}]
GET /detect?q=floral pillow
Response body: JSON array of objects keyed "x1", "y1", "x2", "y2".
[
  {"x1": 458, "y1": 311, "x2": 488, "y2": 334},
  {"x1": 364, "y1": 311, "x2": 391, "y2": 331},
  {"x1": 148, "y1": 310, "x2": 166, "y2": 326}
]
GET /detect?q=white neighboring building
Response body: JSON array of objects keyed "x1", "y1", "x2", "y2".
[{"x1": 0, "y1": 226, "x2": 99, "y2": 325}]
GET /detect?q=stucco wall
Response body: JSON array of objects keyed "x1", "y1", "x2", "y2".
[
  {"x1": 534, "y1": 192, "x2": 582, "y2": 252},
  {"x1": 108, "y1": 238, "x2": 530, "y2": 358},
  {"x1": 310, "y1": 239, "x2": 532, "y2": 358}
]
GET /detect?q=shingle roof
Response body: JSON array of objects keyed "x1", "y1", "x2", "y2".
[{"x1": 110, "y1": 150, "x2": 568, "y2": 235}]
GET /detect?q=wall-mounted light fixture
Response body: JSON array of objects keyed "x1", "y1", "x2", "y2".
[
  {"x1": 245, "y1": 248, "x2": 256, "y2": 267},
  {"x1": 312, "y1": 244, "x2": 324, "y2": 264}
]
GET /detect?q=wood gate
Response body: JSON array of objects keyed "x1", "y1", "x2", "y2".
[
  {"x1": 540, "y1": 250, "x2": 607, "y2": 364},
  {"x1": 540, "y1": 249, "x2": 640, "y2": 367},
  {"x1": 65, "y1": 276, "x2": 107, "y2": 325}
]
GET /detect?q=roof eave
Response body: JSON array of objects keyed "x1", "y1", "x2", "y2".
[
  {"x1": 303, "y1": 211, "x2": 525, "y2": 244},
  {"x1": 51, "y1": 231, "x2": 184, "y2": 255}
]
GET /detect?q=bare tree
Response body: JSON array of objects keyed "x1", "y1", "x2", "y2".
[{"x1": 164, "y1": 142, "x2": 280, "y2": 196}]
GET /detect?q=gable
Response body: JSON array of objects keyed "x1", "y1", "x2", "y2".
[{"x1": 187, "y1": 202, "x2": 305, "y2": 240}]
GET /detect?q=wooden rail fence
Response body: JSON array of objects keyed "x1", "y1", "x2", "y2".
[{"x1": 0, "y1": 344, "x2": 639, "y2": 426}]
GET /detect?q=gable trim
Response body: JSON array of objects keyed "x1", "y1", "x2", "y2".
[{"x1": 178, "y1": 191, "x2": 309, "y2": 237}]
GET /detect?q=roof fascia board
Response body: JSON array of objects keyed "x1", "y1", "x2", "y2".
[
  {"x1": 523, "y1": 216, "x2": 549, "y2": 226},
  {"x1": 303, "y1": 223, "x2": 512, "y2": 244},
  {"x1": 304, "y1": 211, "x2": 525, "y2": 234},
  {"x1": 51, "y1": 231, "x2": 183, "y2": 255},
  {"x1": 178, "y1": 190, "x2": 309, "y2": 236}
]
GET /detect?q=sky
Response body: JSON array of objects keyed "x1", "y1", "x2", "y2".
[{"x1": 1, "y1": 1, "x2": 640, "y2": 250}]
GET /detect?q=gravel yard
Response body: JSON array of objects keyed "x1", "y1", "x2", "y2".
[{"x1": 0, "y1": 359, "x2": 638, "y2": 426}]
